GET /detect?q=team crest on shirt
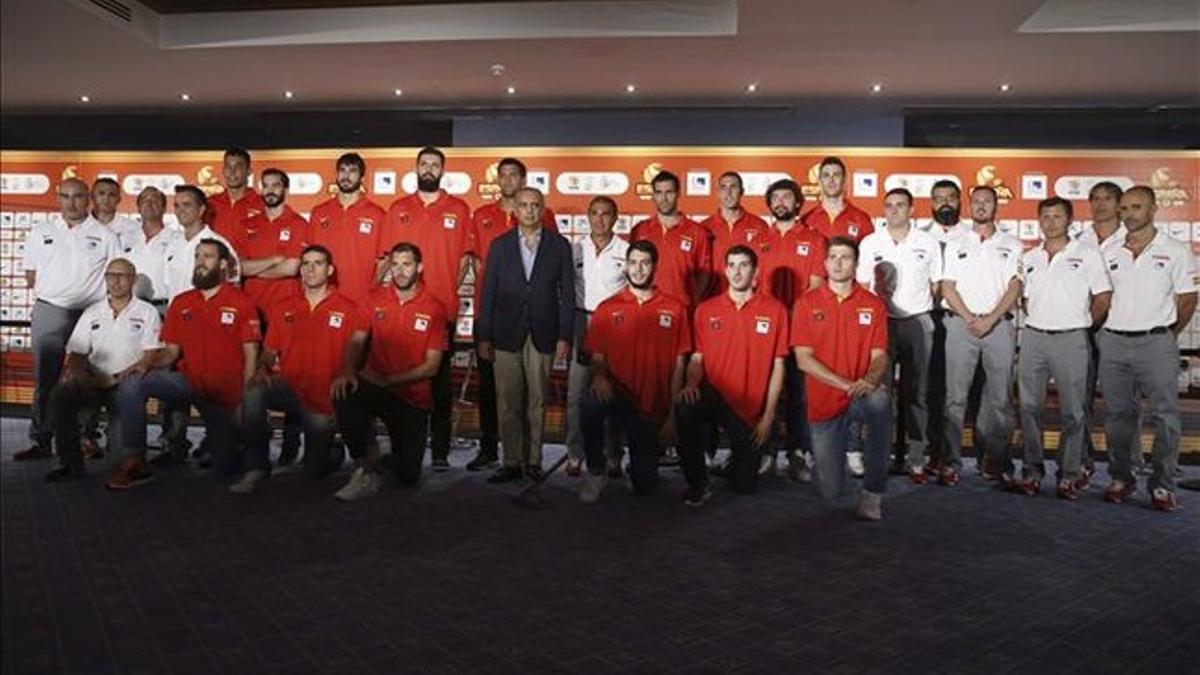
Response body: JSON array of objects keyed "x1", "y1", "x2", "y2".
[
  {"x1": 318, "y1": 217, "x2": 332, "y2": 230},
  {"x1": 220, "y1": 308, "x2": 237, "y2": 325},
  {"x1": 914, "y1": 248, "x2": 928, "y2": 260},
  {"x1": 680, "y1": 237, "x2": 693, "y2": 252},
  {"x1": 373, "y1": 307, "x2": 387, "y2": 321},
  {"x1": 1066, "y1": 257, "x2": 1083, "y2": 270},
  {"x1": 247, "y1": 208, "x2": 262, "y2": 219},
  {"x1": 612, "y1": 310, "x2": 625, "y2": 326},
  {"x1": 755, "y1": 317, "x2": 771, "y2": 334},
  {"x1": 1151, "y1": 254, "x2": 1170, "y2": 270},
  {"x1": 658, "y1": 312, "x2": 673, "y2": 329},
  {"x1": 998, "y1": 248, "x2": 1013, "y2": 260},
  {"x1": 358, "y1": 218, "x2": 374, "y2": 234},
  {"x1": 857, "y1": 308, "x2": 874, "y2": 326},
  {"x1": 181, "y1": 308, "x2": 192, "y2": 322},
  {"x1": 708, "y1": 316, "x2": 722, "y2": 331},
  {"x1": 129, "y1": 318, "x2": 144, "y2": 332},
  {"x1": 90, "y1": 321, "x2": 101, "y2": 331},
  {"x1": 873, "y1": 254, "x2": 883, "y2": 263},
  {"x1": 86, "y1": 236, "x2": 101, "y2": 250},
  {"x1": 328, "y1": 312, "x2": 344, "y2": 328},
  {"x1": 848, "y1": 225, "x2": 860, "y2": 236},
  {"x1": 279, "y1": 229, "x2": 292, "y2": 242},
  {"x1": 812, "y1": 310, "x2": 826, "y2": 322},
  {"x1": 957, "y1": 251, "x2": 968, "y2": 260},
  {"x1": 413, "y1": 313, "x2": 431, "y2": 332},
  {"x1": 443, "y1": 215, "x2": 457, "y2": 229},
  {"x1": 283, "y1": 311, "x2": 296, "y2": 324},
  {"x1": 245, "y1": 229, "x2": 259, "y2": 241},
  {"x1": 796, "y1": 243, "x2": 810, "y2": 256},
  {"x1": 745, "y1": 230, "x2": 760, "y2": 242},
  {"x1": 42, "y1": 236, "x2": 54, "y2": 245}
]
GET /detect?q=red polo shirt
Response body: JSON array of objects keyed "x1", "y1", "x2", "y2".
[
  {"x1": 629, "y1": 215, "x2": 711, "y2": 307},
  {"x1": 161, "y1": 284, "x2": 261, "y2": 410},
  {"x1": 381, "y1": 190, "x2": 476, "y2": 319},
  {"x1": 265, "y1": 291, "x2": 364, "y2": 416},
  {"x1": 359, "y1": 285, "x2": 448, "y2": 410},
  {"x1": 306, "y1": 196, "x2": 387, "y2": 304},
  {"x1": 585, "y1": 288, "x2": 692, "y2": 422},
  {"x1": 233, "y1": 206, "x2": 307, "y2": 316},
  {"x1": 470, "y1": 202, "x2": 558, "y2": 301},
  {"x1": 701, "y1": 210, "x2": 770, "y2": 296},
  {"x1": 207, "y1": 188, "x2": 265, "y2": 241},
  {"x1": 801, "y1": 200, "x2": 874, "y2": 244},
  {"x1": 757, "y1": 224, "x2": 828, "y2": 307},
  {"x1": 692, "y1": 290, "x2": 789, "y2": 426},
  {"x1": 790, "y1": 283, "x2": 888, "y2": 422}
]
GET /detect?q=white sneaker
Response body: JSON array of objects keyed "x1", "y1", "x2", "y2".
[
  {"x1": 855, "y1": 490, "x2": 883, "y2": 521},
  {"x1": 334, "y1": 467, "x2": 366, "y2": 500},
  {"x1": 758, "y1": 453, "x2": 777, "y2": 476},
  {"x1": 578, "y1": 473, "x2": 609, "y2": 504},
  {"x1": 846, "y1": 451, "x2": 865, "y2": 478},
  {"x1": 336, "y1": 468, "x2": 382, "y2": 501},
  {"x1": 229, "y1": 469, "x2": 267, "y2": 494}
]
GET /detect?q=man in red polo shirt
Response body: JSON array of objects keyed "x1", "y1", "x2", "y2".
[
  {"x1": 801, "y1": 156, "x2": 874, "y2": 244},
  {"x1": 792, "y1": 236, "x2": 891, "y2": 520},
  {"x1": 113, "y1": 238, "x2": 261, "y2": 488},
  {"x1": 676, "y1": 245, "x2": 788, "y2": 505},
  {"x1": 700, "y1": 171, "x2": 768, "y2": 296},
  {"x1": 229, "y1": 245, "x2": 362, "y2": 494},
  {"x1": 330, "y1": 242, "x2": 447, "y2": 501},
  {"x1": 306, "y1": 152, "x2": 387, "y2": 304},
  {"x1": 757, "y1": 178, "x2": 827, "y2": 479},
  {"x1": 578, "y1": 240, "x2": 690, "y2": 502},
  {"x1": 234, "y1": 168, "x2": 305, "y2": 317},
  {"x1": 207, "y1": 147, "x2": 265, "y2": 240},
  {"x1": 380, "y1": 146, "x2": 475, "y2": 472},
  {"x1": 630, "y1": 170, "x2": 711, "y2": 307}
]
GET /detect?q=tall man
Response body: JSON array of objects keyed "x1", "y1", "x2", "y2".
[
  {"x1": 163, "y1": 185, "x2": 239, "y2": 302},
  {"x1": 44, "y1": 258, "x2": 161, "y2": 481},
  {"x1": 1100, "y1": 186, "x2": 1197, "y2": 511},
  {"x1": 793, "y1": 236, "x2": 891, "y2": 520},
  {"x1": 700, "y1": 171, "x2": 768, "y2": 295},
  {"x1": 856, "y1": 188, "x2": 942, "y2": 482},
  {"x1": 207, "y1": 147, "x2": 265, "y2": 240},
  {"x1": 382, "y1": 147, "x2": 475, "y2": 472},
  {"x1": 234, "y1": 168, "x2": 305, "y2": 317},
  {"x1": 307, "y1": 152, "x2": 387, "y2": 304},
  {"x1": 330, "y1": 243, "x2": 446, "y2": 500},
  {"x1": 630, "y1": 171, "x2": 711, "y2": 308},
  {"x1": 801, "y1": 157, "x2": 875, "y2": 244},
  {"x1": 1015, "y1": 197, "x2": 1111, "y2": 499},
  {"x1": 113, "y1": 239, "x2": 260, "y2": 488},
  {"x1": 16, "y1": 178, "x2": 119, "y2": 460},
  {"x1": 91, "y1": 177, "x2": 141, "y2": 251},
  {"x1": 565, "y1": 196, "x2": 629, "y2": 476},
  {"x1": 476, "y1": 187, "x2": 574, "y2": 483},
  {"x1": 676, "y1": 245, "x2": 788, "y2": 504},
  {"x1": 579, "y1": 241, "x2": 690, "y2": 502},
  {"x1": 939, "y1": 186, "x2": 1022, "y2": 486}
]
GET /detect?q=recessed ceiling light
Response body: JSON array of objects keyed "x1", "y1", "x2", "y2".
[
  {"x1": 625, "y1": 84, "x2": 637, "y2": 94},
  {"x1": 998, "y1": 83, "x2": 1012, "y2": 93},
  {"x1": 180, "y1": 93, "x2": 191, "y2": 101},
  {"x1": 79, "y1": 94, "x2": 91, "y2": 103},
  {"x1": 869, "y1": 83, "x2": 884, "y2": 94},
  {"x1": 283, "y1": 90, "x2": 294, "y2": 99},
  {"x1": 506, "y1": 86, "x2": 516, "y2": 95},
  {"x1": 491, "y1": 63, "x2": 506, "y2": 77},
  {"x1": 746, "y1": 83, "x2": 758, "y2": 93},
  {"x1": 393, "y1": 88, "x2": 403, "y2": 97}
]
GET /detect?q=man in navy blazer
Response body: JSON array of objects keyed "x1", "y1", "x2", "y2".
[{"x1": 476, "y1": 187, "x2": 575, "y2": 483}]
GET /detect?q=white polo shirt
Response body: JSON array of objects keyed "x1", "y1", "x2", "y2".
[
  {"x1": 1104, "y1": 229, "x2": 1199, "y2": 332},
  {"x1": 163, "y1": 225, "x2": 240, "y2": 301},
  {"x1": 856, "y1": 225, "x2": 943, "y2": 318},
  {"x1": 1021, "y1": 238, "x2": 1111, "y2": 331},
  {"x1": 916, "y1": 220, "x2": 973, "y2": 250},
  {"x1": 98, "y1": 214, "x2": 143, "y2": 252},
  {"x1": 1074, "y1": 223, "x2": 1127, "y2": 257},
  {"x1": 122, "y1": 225, "x2": 185, "y2": 303},
  {"x1": 66, "y1": 297, "x2": 162, "y2": 376},
  {"x1": 942, "y1": 228, "x2": 1022, "y2": 315},
  {"x1": 22, "y1": 215, "x2": 119, "y2": 309},
  {"x1": 573, "y1": 235, "x2": 629, "y2": 312}
]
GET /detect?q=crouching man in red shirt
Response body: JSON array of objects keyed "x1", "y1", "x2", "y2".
[{"x1": 792, "y1": 236, "x2": 892, "y2": 520}]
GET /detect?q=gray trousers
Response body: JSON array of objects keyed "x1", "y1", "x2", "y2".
[
  {"x1": 943, "y1": 316, "x2": 1015, "y2": 471},
  {"x1": 1018, "y1": 328, "x2": 1089, "y2": 481},
  {"x1": 890, "y1": 313, "x2": 934, "y2": 470},
  {"x1": 29, "y1": 300, "x2": 83, "y2": 447},
  {"x1": 1098, "y1": 330, "x2": 1181, "y2": 492}
]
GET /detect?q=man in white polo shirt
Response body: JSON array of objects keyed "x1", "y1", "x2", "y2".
[
  {"x1": 163, "y1": 185, "x2": 239, "y2": 302},
  {"x1": 91, "y1": 177, "x2": 142, "y2": 251},
  {"x1": 16, "y1": 178, "x2": 120, "y2": 461},
  {"x1": 1099, "y1": 186, "x2": 1197, "y2": 511},
  {"x1": 565, "y1": 196, "x2": 629, "y2": 476},
  {"x1": 44, "y1": 258, "x2": 162, "y2": 481},
  {"x1": 123, "y1": 187, "x2": 184, "y2": 309},
  {"x1": 857, "y1": 187, "x2": 943, "y2": 483},
  {"x1": 1014, "y1": 197, "x2": 1111, "y2": 499},
  {"x1": 938, "y1": 185, "x2": 1022, "y2": 486}
]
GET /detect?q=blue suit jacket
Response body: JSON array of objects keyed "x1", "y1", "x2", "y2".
[{"x1": 475, "y1": 227, "x2": 575, "y2": 353}]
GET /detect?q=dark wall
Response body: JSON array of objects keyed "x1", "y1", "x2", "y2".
[{"x1": 904, "y1": 107, "x2": 1200, "y2": 149}]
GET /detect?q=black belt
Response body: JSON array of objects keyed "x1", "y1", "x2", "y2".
[
  {"x1": 891, "y1": 312, "x2": 930, "y2": 321},
  {"x1": 150, "y1": 299, "x2": 169, "y2": 307},
  {"x1": 1105, "y1": 326, "x2": 1170, "y2": 337},
  {"x1": 575, "y1": 308, "x2": 593, "y2": 315},
  {"x1": 1027, "y1": 326, "x2": 1085, "y2": 335},
  {"x1": 961, "y1": 312, "x2": 1013, "y2": 321}
]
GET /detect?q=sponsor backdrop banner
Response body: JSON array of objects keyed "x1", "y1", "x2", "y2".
[{"x1": 3, "y1": 147, "x2": 1198, "y2": 423}]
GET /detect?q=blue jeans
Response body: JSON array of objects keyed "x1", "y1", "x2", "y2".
[
  {"x1": 115, "y1": 370, "x2": 241, "y2": 478},
  {"x1": 582, "y1": 389, "x2": 661, "y2": 494},
  {"x1": 809, "y1": 388, "x2": 891, "y2": 499},
  {"x1": 243, "y1": 379, "x2": 343, "y2": 478}
]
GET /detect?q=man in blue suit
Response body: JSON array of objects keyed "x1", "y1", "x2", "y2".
[{"x1": 476, "y1": 187, "x2": 575, "y2": 483}]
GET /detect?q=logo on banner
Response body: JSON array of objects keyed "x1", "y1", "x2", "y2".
[
  {"x1": 477, "y1": 163, "x2": 503, "y2": 200},
  {"x1": 975, "y1": 166, "x2": 1015, "y2": 203},
  {"x1": 1149, "y1": 167, "x2": 1191, "y2": 208},
  {"x1": 634, "y1": 162, "x2": 665, "y2": 200},
  {"x1": 195, "y1": 166, "x2": 224, "y2": 197}
]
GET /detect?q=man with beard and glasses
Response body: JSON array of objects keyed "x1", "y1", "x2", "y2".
[
  {"x1": 677, "y1": 245, "x2": 788, "y2": 505},
  {"x1": 630, "y1": 171, "x2": 711, "y2": 308},
  {"x1": 90, "y1": 177, "x2": 141, "y2": 252},
  {"x1": 230, "y1": 245, "x2": 360, "y2": 494},
  {"x1": 856, "y1": 188, "x2": 942, "y2": 484},
  {"x1": 578, "y1": 240, "x2": 689, "y2": 502},
  {"x1": 112, "y1": 239, "x2": 260, "y2": 488},
  {"x1": 700, "y1": 171, "x2": 768, "y2": 296},
  {"x1": 1099, "y1": 186, "x2": 1197, "y2": 512},
  {"x1": 467, "y1": 157, "x2": 557, "y2": 472},
  {"x1": 756, "y1": 179, "x2": 826, "y2": 480},
  {"x1": 939, "y1": 186, "x2": 1022, "y2": 487},
  {"x1": 330, "y1": 243, "x2": 447, "y2": 501},
  {"x1": 801, "y1": 157, "x2": 875, "y2": 244},
  {"x1": 207, "y1": 147, "x2": 265, "y2": 240},
  {"x1": 307, "y1": 153, "x2": 387, "y2": 304},
  {"x1": 381, "y1": 147, "x2": 476, "y2": 473}
]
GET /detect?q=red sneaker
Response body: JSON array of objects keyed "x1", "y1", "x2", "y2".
[
  {"x1": 1056, "y1": 479, "x2": 1080, "y2": 501},
  {"x1": 1074, "y1": 467, "x2": 1092, "y2": 492},
  {"x1": 1017, "y1": 477, "x2": 1041, "y2": 496},
  {"x1": 938, "y1": 467, "x2": 960, "y2": 487},
  {"x1": 564, "y1": 458, "x2": 582, "y2": 478},
  {"x1": 105, "y1": 456, "x2": 153, "y2": 491},
  {"x1": 1104, "y1": 480, "x2": 1134, "y2": 504},
  {"x1": 1151, "y1": 488, "x2": 1178, "y2": 512},
  {"x1": 908, "y1": 468, "x2": 928, "y2": 485}
]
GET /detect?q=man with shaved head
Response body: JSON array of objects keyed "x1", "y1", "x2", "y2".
[{"x1": 16, "y1": 178, "x2": 120, "y2": 461}]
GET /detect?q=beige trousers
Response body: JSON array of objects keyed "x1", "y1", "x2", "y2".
[{"x1": 492, "y1": 335, "x2": 554, "y2": 468}]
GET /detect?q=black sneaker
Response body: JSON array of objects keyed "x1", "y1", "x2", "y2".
[
  {"x1": 487, "y1": 466, "x2": 523, "y2": 484},
  {"x1": 466, "y1": 452, "x2": 499, "y2": 472},
  {"x1": 278, "y1": 444, "x2": 299, "y2": 467},
  {"x1": 431, "y1": 457, "x2": 451, "y2": 473},
  {"x1": 683, "y1": 484, "x2": 712, "y2": 507},
  {"x1": 150, "y1": 447, "x2": 187, "y2": 466},
  {"x1": 14, "y1": 445, "x2": 51, "y2": 461},
  {"x1": 44, "y1": 464, "x2": 84, "y2": 482},
  {"x1": 525, "y1": 464, "x2": 545, "y2": 482}
]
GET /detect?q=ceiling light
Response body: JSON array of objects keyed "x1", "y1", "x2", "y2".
[
  {"x1": 746, "y1": 83, "x2": 758, "y2": 93},
  {"x1": 506, "y1": 86, "x2": 516, "y2": 95},
  {"x1": 869, "y1": 83, "x2": 884, "y2": 94},
  {"x1": 283, "y1": 90, "x2": 294, "y2": 99},
  {"x1": 79, "y1": 94, "x2": 91, "y2": 103},
  {"x1": 491, "y1": 63, "x2": 506, "y2": 77},
  {"x1": 998, "y1": 83, "x2": 1012, "y2": 93},
  {"x1": 393, "y1": 88, "x2": 403, "y2": 97},
  {"x1": 625, "y1": 84, "x2": 637, "y2": 94},
  {"x1": 180, "y1": 93, "x2": 191, "y2": 101}
]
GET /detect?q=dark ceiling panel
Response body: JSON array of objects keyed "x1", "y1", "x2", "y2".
[{"x1": 141, "y1": 0, "x2": 592, "y2": 12}]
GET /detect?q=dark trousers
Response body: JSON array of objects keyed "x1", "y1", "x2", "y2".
[
  {"x1": 50, "y1": 379, "x2": 117, "y2": 470},
  {"x1": 335, "y1": 380, "x2": 429, "y2": 486},
  {"x1": 477, "y1": 356, "x2": 500, "y2": 455},
  {"x1": 429, "y1": 329, "x2": 455, "y2": 461},
  {"x1": 582, "y1": 390, "x2": 661, "y2": 494},
  {"x1": 926, "y1": 309, "x2": 948, "y2": 465},
  {"x1": 243, "y1": 379, "x2": 343, "y2": 478},
  {"x1": 677, "y1": 385, "x2": 765, "y2": 494},
  {"x1": 783, "y1": 356, "x2": 812, "y2": 454}
]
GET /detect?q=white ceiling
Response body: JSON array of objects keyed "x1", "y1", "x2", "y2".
[{"x1": 1, "y1": 0, "x2": 1197, "y2": 111}]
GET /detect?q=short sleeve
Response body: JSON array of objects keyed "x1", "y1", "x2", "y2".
[
  {"x1": 140, "y1": 310, "x2": 163, "y2": 351},
  {"x1": 790, "y1": 298, "x2": 812, "y2": 348},
  {"x1": 871, "y1": 302, "x2": 889, "y2": 351},
  {"x1": 691, "y1": 306, "x2": 708, "y2": 355},
  {"x1": 928, "y1": 237, "x2": 945, "y2": 283},
  {"x1": 941, "y1": 242, "x2": 963, "y2": 282},
  {"x1": 160, "y1": 301, "x2": 182, "y2": 345},
  {"x1": 65, "y1": 309, "x2": 92, "y2": 355},
  {"x1": 426, "y1": 303, "x2": 449, "y2": 352},
  {"x1": 22, "y1": 227, "x2": 43, "y2": 271},
  {"x1": 1172, "y1": 245, "x2": 1199, "y2": 294},
  {"x1": 1084, "y1": 246, "x2": 1113, "y2": 295},
  {"x1": 675, "y1": 306, "x2": 694, "y2": 356},
  {"x1": 854, "y1": 238, "x2": 875, "y2": 284},
  {"x1": 240, "y1": 299, "x2": 262, "y2": 343},
  {"x1": 771, "y1": 303, "x2": 789, "y2": 358}
]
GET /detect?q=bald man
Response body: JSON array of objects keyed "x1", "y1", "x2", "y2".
[{"x1": 17, "y1": 178, "x2": 120, "y2": 461}]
